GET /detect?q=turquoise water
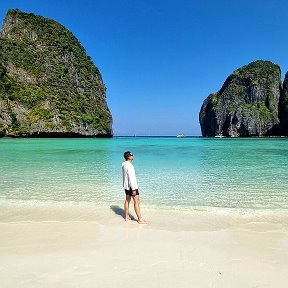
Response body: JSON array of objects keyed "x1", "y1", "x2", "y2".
[{"x1": 0, "y1": 137, "x2": 288, "y2": 211}]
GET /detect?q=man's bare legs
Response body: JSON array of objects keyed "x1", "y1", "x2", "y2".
[
  {"x1": 132, "y1": 195, "x2": 147, "y2": 224},
  {"x1": 124, "y1": 195, "x2": 131, "y2": 221},
  {"x1": 124, "y1": 194, "x2": 147, "y2": 224}
]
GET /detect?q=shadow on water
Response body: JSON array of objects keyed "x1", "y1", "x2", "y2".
[{"x1": 110, "y1": 205, "x2": 136, "y2": 221}]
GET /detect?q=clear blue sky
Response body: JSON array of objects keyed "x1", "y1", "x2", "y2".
[{"x1": 1, "y1": 0, "x2": 288, "y2": 136}]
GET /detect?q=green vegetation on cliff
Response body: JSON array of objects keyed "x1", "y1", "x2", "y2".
[
  {"x1": 0, "y1": 9, "x2": 112, "y2": 137},
  {"x1": 232, "y1": 60, "x2": 281, "y2": 83}
]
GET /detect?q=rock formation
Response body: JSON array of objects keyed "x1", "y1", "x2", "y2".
[
  {"x1": 279, "y1": 72, "x2": 288, "y2": 136},
  {"x1": 0, "y1": 9, "x2": 112, "y2": 137},
  {"x1": 199, "y1": 61, "x2": 282, "y2": 137}
]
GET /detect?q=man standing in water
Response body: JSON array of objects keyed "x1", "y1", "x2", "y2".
[{"x1": 122, "y1": 151, "x2": 147, "y2": 224}]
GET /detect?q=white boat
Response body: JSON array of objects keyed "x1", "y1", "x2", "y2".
[
  {"x1": 176, "y1": 134, "x2": 186, "y2": 138},
  {"x1": 215, "y1": 134, "x2": 225, "y2": 138}
]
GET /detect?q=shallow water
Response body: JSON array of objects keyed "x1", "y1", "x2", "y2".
[{"x1": 1, "y1": 137, "x2": 288, "y2": 211}]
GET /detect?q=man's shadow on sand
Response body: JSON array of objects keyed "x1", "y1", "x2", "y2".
[{"x1": 110, "y1": 205, "x2": 137, "y2": 221}]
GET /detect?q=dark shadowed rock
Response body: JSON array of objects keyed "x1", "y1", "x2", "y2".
[
  {"x1": 199, "y1": 60, "x2": 281, "y2": 137},
  {"x1": 0, "y1": 9, "x2": 112, "y2": 137},
  {"x1": 279, "y1": 72, "x2": 288, "y2": 136}
]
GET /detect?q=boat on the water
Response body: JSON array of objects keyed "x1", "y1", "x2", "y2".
[{"x1": 176, "y1": 134, "x2": 186, "y2": 138}]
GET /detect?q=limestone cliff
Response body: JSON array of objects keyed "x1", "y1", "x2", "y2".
[
  {"x1": 199, "y1": 61, "x2": 281, "y2": 137},
  {"x1": 279, "y1": 72, "x2": 288, "y2": 136},
  {"x1": 0, "y1": 9, "x2": 112, "y2": 137}
]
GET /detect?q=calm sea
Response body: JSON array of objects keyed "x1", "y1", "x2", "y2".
[{"x1": 1, "y1": 137, "x2": 288, "y2": 211}]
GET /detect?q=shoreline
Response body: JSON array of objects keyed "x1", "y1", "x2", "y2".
[
  {"x1": 1, "y1": 198, "x2": 288, "y2": 215},
  {"x1": 1, "y1": 200, "x2": 288, "y2": 227}
]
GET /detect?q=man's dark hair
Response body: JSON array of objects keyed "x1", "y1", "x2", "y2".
[{"x1": 124, "y1": 151, "x2": 133, "y2": 160}]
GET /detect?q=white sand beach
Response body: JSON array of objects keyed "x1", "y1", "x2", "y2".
[{"x1": 1, "y1": 203, "x2": 288, "y2": 288}]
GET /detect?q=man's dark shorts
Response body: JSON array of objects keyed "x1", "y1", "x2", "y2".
[{"x1": 125, "y1": 188, "x2": 139, "y2": 196}]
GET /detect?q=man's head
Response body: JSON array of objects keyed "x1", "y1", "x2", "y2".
[{"x1": 124, "y1": 151, "x2": 134, "y2": 161}]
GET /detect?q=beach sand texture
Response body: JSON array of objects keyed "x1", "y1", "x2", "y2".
[{"x1": 1, "y1": 204, "x2": 287, "y2": 288}]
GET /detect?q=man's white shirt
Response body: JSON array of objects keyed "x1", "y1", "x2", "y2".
[{"x1": 122, "y1": 161, "x2": 138, "y2": 190}]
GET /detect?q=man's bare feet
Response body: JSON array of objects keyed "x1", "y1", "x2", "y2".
[
  {"x1": 138, "y1": 219, "x2": 148, "y2": 224},
  {"x1": 125, "y1": 216, "x2": 131, "y2": 221}
]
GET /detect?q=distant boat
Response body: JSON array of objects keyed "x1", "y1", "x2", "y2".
[
  {"x1": 215, "y1": 135, "x2": 225, "y2": 138},
  {"x1": 176, "y1": 134, "x2": 186, "y2": 138}
]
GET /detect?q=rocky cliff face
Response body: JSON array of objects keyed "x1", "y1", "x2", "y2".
[
  {"x1": 279, "y1": 72, "x2": 288, "y2": 136},
  {"x1": 0, "y1": 9, "x2": 112, "y2": 137},
  {"x1": 199, "y1": 61, "x2": 281, "y2": 137}
]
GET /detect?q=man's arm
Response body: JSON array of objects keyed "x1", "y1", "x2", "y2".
[{"x1": 127, "y1": 164, "x2": 138, "y2": 191}]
